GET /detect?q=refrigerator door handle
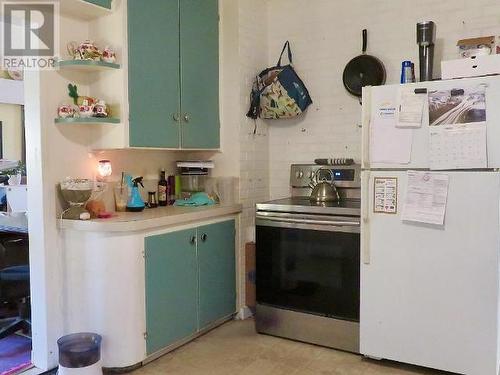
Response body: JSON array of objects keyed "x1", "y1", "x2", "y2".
[
  {"x1": 361, "y1": 86, "x2": 371, "y2": 169},
  {"x1": 362, "y1": 171, "x2": 371, "y2": 264}
]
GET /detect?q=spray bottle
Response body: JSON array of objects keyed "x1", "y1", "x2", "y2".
[{"x1": 126, "y1": 176, "x2": 146, "y2": 212}]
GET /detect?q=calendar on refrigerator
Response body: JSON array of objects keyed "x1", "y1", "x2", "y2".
[
  {"x1": 428, "y1": 85, "x2": 487, "y2": 170},
  {"x1": 429, "y1": 123, "x2": 487, "y2": 170}
]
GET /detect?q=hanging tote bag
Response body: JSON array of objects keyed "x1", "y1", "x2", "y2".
[{"x1": 246, "y1": 41, "x2": 312, "y2": 120}]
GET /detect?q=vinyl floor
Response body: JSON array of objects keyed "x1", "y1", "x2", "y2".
[{"x1": 131, "y1": 319, "x2": 449, "y2": 375}]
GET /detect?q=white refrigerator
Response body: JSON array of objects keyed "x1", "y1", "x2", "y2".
[{"x1": 360, "y1": 76, "x2": 500, "y2": 375}]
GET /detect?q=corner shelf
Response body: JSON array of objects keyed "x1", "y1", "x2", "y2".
[
  {"x1": 55, "y1": 117, "x2": 120, "y2": 125},
  {"x1": 55, "y1": 60, "x2": 121, "y2": 72}
]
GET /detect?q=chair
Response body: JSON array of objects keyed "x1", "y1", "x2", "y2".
[{"x1": 0, "y1": 235, "x2": 30, "y2": 339}]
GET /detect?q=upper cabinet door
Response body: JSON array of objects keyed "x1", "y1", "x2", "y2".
[
  {"x1": 179, "y1": 0, "x2": 220, "y2": 149},
  {"x1": 128, "y1": 0, "x2": 180, "y2": 148},
  {"x1": 197, "y1": 220, "x2": 236, "y2": 328}
]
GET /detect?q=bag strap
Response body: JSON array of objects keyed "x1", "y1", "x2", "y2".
[
  {"x1": 246, "y1": 76, "x2": 261, "y2": 120},
  {"x1": 277, "y1": 41, "x2": 293, "y2": 67}
]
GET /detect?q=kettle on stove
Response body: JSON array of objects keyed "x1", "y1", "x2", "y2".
[
  {"x1": 309, "y1": 168, "x2": 340, "y2": 203},
  {"x1": 127, "y1": 176, "x2": 146, "y2": 212}
]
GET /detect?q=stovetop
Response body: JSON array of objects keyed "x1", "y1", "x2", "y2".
[{"x1": 256, "y1": 197, "x2": 360, "y2": 217}]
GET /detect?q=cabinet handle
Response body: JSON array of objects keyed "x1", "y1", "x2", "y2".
[
  {"x1": 183, "y1": 113, "x2": 190, "y2": 123},
  {"x1": 201, "y1": 233, "x2": 207, "y2": 242},
  {"x1": 172, "y1": 113, "x2": 180, "y2": 122},
  {"x1": 190, "y1": 235, "x2": 196, "y2": 245}
]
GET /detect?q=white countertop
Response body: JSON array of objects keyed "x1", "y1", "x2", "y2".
[{"x1": 59, "y1": 203, "x2": 242, "y2": 232}]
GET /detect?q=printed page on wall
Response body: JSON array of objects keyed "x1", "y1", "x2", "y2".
[{"x1": 428, "y1": 85, "x2": 487, "y2": 170}]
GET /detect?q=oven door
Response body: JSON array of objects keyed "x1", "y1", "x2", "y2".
[{"x1": 256, "y1": 212, "x2": 360, "y2": 322}]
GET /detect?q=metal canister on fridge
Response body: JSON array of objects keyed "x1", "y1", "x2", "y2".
[{"x1": 400, "y1": 61, "x2": 414, "y2": 84}]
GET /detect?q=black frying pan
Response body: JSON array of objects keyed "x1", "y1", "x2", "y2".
[{"x1": 343, "y1": 29, "x2": 386, "y2": 98}]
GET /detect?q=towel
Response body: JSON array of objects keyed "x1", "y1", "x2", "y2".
[{"x1": 174, "y1": 192, "x2": 215, "y2": 207}]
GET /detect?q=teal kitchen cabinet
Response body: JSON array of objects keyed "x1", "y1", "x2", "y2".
[
  {"x1": 179, "y1": 0, "x2": 220, "y2": 149},
  {"x1": 198, "y1": 220, "x2": 236, "y2": 328},
  {"x1": 145, "y1": 229, "x2": 198, "y2": 355},
  {"x1": 144, "y1": 219, "x2": 236, "y2": 355},
  {"x1": 83, "y1": 0, "x2": 112, "y2": 9},
  {"x1": 127, "y1": 0, "x2": 219, "y2": 149},
  {"x1": 127, "y1": 0, "x2": 180, "y2": 148}
]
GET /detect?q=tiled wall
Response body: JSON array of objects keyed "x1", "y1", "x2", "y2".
[
  {"x1": 265, "y1": 0, "x2": 500, "y2": 199},
  {"x1": 239, "y1": 0, "x2": 269, "y2": 242}
]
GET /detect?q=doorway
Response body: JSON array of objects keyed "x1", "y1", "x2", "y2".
[{"x1": 0, "y1": 95, "x2": 31, "y2": 375}]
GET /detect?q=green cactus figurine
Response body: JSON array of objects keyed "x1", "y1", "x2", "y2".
[{"x1": 68, "y1": 83, "x2": 79, "y2": 105}]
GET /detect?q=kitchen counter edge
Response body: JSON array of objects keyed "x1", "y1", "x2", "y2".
[{"x1": 58, "y1": 204, "x2": 242, "y2": 232}]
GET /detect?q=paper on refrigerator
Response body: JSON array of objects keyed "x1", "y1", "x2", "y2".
[
  {"x1": 370, "y1": 89, "x2": 413, "y2": 164},
  {"x1": 396, "y1": 87, "x2": 426, "y2": 128},
  {"x1": 402, "y1": 171, "x2": 449, "y2": 226},
  {"x1": 373, "y1": 177, "x2": 398, "y2": 214}
]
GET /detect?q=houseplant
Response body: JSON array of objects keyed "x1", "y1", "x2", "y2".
[{"x1": 1, "y1": 162, "x2": 26, "y2": 185}]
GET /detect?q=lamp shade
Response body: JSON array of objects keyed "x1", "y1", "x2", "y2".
[{"x1": 97, "y1": 160, "x2": 112, "y2": 178}]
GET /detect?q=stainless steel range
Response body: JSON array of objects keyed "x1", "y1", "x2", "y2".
[{"x1": 255, "y1": 162, "x2": 361, "y2": 353}]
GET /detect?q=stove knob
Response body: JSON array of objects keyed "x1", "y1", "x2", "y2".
[
  {"x1": 295, "y1": 170, "x2": 303, "y2": 179},
  {"x1": 298, "y1": 170, "x2": 304, "y2": 178},
  {"x1": 309, "y1": 171, "x2": 315, "y2": 178}
]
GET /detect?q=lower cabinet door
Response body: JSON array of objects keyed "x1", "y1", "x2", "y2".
[
  {"x1": 197, "y1": 220, "x2": 236, "y2": 329},
  {"x1": 145, "y1": 229, "x2": 198, "y2": 355}
]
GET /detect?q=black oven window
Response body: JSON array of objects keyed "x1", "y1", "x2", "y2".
[{"x1": 256, "y1": 225, "x2": 360, "y2": 322}]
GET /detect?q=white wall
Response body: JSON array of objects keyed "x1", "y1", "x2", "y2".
[
  {"x1": 0, "y1": 78, "x2": 24, "y2": 105},
  {"x1": 0, "y1": 103, "x2": 23, "y2": 161},
  {"x1": 266, "y1": 0, "x2": 500, "y2": 198},
  {"x1": 238, "y1": 0, "x2": 269, "y2": 242}
]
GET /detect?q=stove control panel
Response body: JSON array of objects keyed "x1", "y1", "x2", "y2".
[{"x1": 290, "y1": 163, "x2": 361, "y2": 189}]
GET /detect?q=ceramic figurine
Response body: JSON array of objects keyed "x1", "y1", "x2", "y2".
[
  {"x1": 102, "y1": 46, "x2": 116, "y2": 64},
  {"x1": 77, "y1": 96, "x2": 95, "y2": 106},
  {"x1": 67, "y1": 40, "x2": 101, "y2": 61},
  {"x1": 79, "y1": 98, "x2": 95, "y2": 118},
  {"x1": 58, "y1": 104, "x2": 75, "y2": 118},
  {"x1": 66, "y1": 41, "x2": 78, "y2": 58},
  {"x1": 93, "y1": 99, "x2": 108, "y2": 118}
]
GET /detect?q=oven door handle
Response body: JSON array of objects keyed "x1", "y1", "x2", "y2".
[{"x1": 256, "y1": 215, "x2": 360, "y2": 227}]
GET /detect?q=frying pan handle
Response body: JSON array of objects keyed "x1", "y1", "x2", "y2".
[
  {"x1": 277, "y1": 41, "x2": 293, "y2": 67},
  {"x1": 362, "y1": 29, "x2": 367, "y2": 54}
]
